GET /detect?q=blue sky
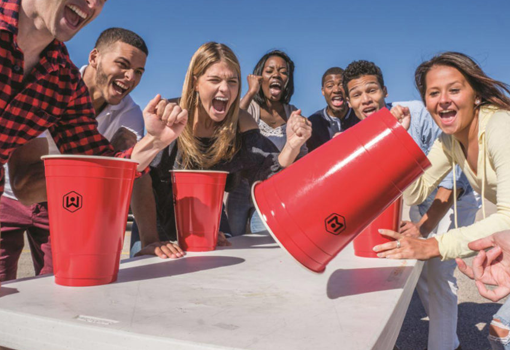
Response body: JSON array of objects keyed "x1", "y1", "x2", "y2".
[{"x1": 67, "y1": 0, "x2": 510, "y2": 117}]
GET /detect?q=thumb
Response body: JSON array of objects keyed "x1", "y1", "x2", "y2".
[
  {"x1": 144, "y1": 94, "x2": 161, "y2": 114},
  {"x1": 291, "y1": 109, "x2": 302, "y2": 118}
]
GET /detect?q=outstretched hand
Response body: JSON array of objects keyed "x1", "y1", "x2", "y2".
[
  {"x1": 373, "y1": 229, "x2": 440, "y2": 260},
  {"x1": 456, "y1": 231, "x2": 510, "y2": 302},
  {"x1": 135, "y1": 241, "x2": 185, "y2": 259}
]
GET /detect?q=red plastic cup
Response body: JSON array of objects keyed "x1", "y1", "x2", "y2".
[
  {"x1": 252, "y1": 108, "x2": 431, "y2": 273},
  {"x1": 353, "y1": 197, "x2": 403, "y2": 258},
  {"x1": 171, "y1": 170, "x2": 228, "y2": 252},
  {"x1": 43, "y1": 155, "x2": 138, "y2": 287}
]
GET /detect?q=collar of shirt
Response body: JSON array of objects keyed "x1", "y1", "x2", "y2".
[{"x1": 321, "y1": 107, "x2": 353, "y2": 124}]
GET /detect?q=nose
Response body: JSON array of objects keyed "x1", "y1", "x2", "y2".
[
  {"x1": 218, "y1": 80, "x2": 229, "y2": 93},
  {"x1": 438, "y1": 91, "x2": 451, "y2": 106},
  {"x1": 125, "y1": 69, "x2": 135, "y2": 82},
  {"x1": 361, "y1": 92, "x2": 372, "y2": 104}
]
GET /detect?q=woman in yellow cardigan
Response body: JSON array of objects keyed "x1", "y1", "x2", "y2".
[
  {"x1": 373, "y1": 52, "x2": 510, "y2": 349},
  {"x1": 374, "y1": 52, "x2": 510, "y2": 261}
]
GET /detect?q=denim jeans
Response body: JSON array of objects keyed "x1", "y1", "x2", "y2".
[
  {"x1": 225, "y1": 179, "x2": 254, "y2": 236},
  {"x1": 490, "y1": 299, "x2": 510, "y2": 349}
]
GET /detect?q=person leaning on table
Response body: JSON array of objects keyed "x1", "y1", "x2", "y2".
[
  {"x1": 136, "y1": 42, "x2": 311, "y2": 255},
  {"x1": 373, "y1": 52, "x2": 510, "y2": 350},
  {"x1": 0, "y1": 0, "x2": 189, "y2": 280}
]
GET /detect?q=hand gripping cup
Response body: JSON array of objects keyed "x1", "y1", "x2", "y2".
[
  {"x1": 353, "y1": 196, "x2": 403, "y2": 258},
  {"x1": 252, "y1": 108, "x2": 431, "y2": 273},
  {"x1": 171, "y1": 170, "x2": 228, "y2": 252},
  {"x1": 43, "y1": 155, "x2": 138, "y2": 286}
]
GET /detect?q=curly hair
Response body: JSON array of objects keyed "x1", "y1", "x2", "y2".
[
  {"x1": 252, "y1": 50, "x2": 295, "y2": 105},
  {"x1": 342, "y1": 60, "x2": 385, "y2": 96}
]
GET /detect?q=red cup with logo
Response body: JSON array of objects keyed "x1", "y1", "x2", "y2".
[
  {"x1": 43, "y1": 155, "x2": 138, "y2": 286},
  {"x1": 353, "y1": 197, "x2": 403, "y2": 258},
  {"x1": 171, "y1": 170, "x2": 228, "y2": 252},
  {"x1": 252, "y1": 108, "x2": 430, "y2": 273}
]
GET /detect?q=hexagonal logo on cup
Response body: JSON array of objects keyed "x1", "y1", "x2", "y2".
[
  {"x1": 63, "y1": 191, "x2": 83, "y2": 213},
  {"x1": 325, "y1": 213, "x2": 346, "y2": 235}
]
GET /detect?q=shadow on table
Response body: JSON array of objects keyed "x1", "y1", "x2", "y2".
[
  {"x1": 327, "y1": 266, "x2": 414, "y2": 299},
  {"x1": 116, "y1": 256, "x2": 245, "y2": 284},
  {"x1": 0, "y1": 286, "x2": 19, "y2": 298}
]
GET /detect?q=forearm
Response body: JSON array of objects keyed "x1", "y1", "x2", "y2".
[
  {"x1": 131, "y1": 134, "x2": 170, "y2": 172},
  {"x1": 130, "y1": 173, "x2": 159, "y2": 247},
  {"x1": 277, "y1": 142, "x2": 301, "y2": 168},
  {"x1": 418, "y1": 186, "x2": 456, "y2": 236},
  {"x1": 240, "y1": 90, "x2": 257, "y2": 111},
  {"x1": 10, "y1": 160, "x2": 47, "y2": 205}
]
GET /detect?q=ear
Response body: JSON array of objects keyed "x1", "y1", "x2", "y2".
[
  {"x1": 321, "y1": 87, "x2": 325, "y2": 97},
  {"x1": 475, "y1": 96, "x2": 481, "y2": 105},
  {"x1": 383, "y1": 86, "x2": 388, "y2": 98},
  {"x1": 346, "y1": 97, "x2": 352, "y2": 108},
  {"x1": 193, "y1": 76, "x2": 199, "y2": 92},
  {"x1": 89, "y1": 48, "x2": 99, "y2": 68}
]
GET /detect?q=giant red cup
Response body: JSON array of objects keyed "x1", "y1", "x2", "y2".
[
  {"x1": 353, "y1": 197, "x2": 403, "y2": 258},
  {"x1": 43, "y1": 155, "x2": 138, "y2": 287},
  {"x1": 252, "y1": 108, "x2": 430, "y2": 273},
  {"x1": 171, "y1": 170, "x2": 228, "y2": 252}
]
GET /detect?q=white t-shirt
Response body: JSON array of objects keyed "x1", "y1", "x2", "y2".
[{"x1": 2, "y1": 65, "x2": 144, "y2": 199}]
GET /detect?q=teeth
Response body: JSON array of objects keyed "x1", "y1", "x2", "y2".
[
  {"x1": 270, "y1": 82, "x2": 281, "y2": 87},
  {"x1": 68, "y1": 5, "x2": 87, "y2": 20},
  {"x1": 114, "y1": 81, "x2": 128, "y2": 90},
  {"x1": 440, "y1": 110, "x2": 454, "y2": 114},
  {"x1": 214, "y1": 97, "x2": 228, "y2": 101}
]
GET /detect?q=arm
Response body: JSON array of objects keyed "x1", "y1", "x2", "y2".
[
  {"x1": 278, "y1": 109, "x2": 311, "y2": 167},
  {"x1": 9, "y1": 138, "x2": 49, "y2": 205},
  {"x1": 130, "y1": 173, "x2": 184, "y2": 259},
  {"x1": 403, "y1": 136, "x2": 453, "y2": 206},
  {"x1": 240, "y1": 75, "x2": 262, "y2": 110},
  {"x1": 401, "y1": 186, "x2": 457, "y2": 238},
  {"x1": 435, "y1": 110, "x2": 510, "y2": 259}
]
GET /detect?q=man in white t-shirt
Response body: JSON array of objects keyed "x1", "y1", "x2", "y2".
[{"x1": 1, "y1": 27, "x2": 183, "y2": 281}]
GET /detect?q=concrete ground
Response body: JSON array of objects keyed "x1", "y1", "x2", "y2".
[{"x1": 13, "y1": 202, "x2": 503, "y2": 350}]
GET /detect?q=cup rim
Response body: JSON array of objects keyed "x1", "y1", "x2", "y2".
[
  {"x1": 170, "y1": 170, "x2": 229, "y2": 174},
  {"x1": 41, "y1": 155, "x2": 139, "y2": 164}
]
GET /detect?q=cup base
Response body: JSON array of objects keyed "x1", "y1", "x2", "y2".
[{"x1": 55, "y1": 275, "x2": 116, "y2": 287}]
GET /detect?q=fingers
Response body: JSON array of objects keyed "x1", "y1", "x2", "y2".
[
  {"x1": 467, "y1": 235, "x2": 496, "y2": 251},
  {"x1": 378, "y1": 229, "x2": 401, "y2": 239},
  {"x1": 158, "y1": 242, "x2": 185, "y2": 259},
  {"x1": 157, "y1": 101, "x2": 187, "y2": 127},
  {"x1": 217, "y1": 232, "x2": 232, "y2": 247},
  {"x1": 471, "y1": 249, "x2": 487, "y2": 281},
  {"x1": 455, "y1": 258, "x2": 475, "y2": 279},
  {"x1": 475, "y1": 281, "x2": 510, "y2": 302},
  {"x1": 144, "y1": 94, "x2": 162, "y2": 114},
  {"x1": 485, "y1": 245, "x2": 503, "y2": 266}
]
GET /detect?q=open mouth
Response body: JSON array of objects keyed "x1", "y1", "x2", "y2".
[
  {"x1": 212, "y1": 97, "x2": 228, "y2": 114},
  {"x1": 112, "y1": 81, "x2": 129, "y2": 96},
  {"x1": 439, "y1": 109, "x2": 457, "y2": 125},
  {"x1": 331, "y1": 96, "x2": 344, "y2": 108},
  {"x1": 269, "y1": 81, "x2": 282, "y2": 97},
  {"x1": 64, "y1": 4, "x2": 88, "y2": 28},
  {"x1": 362, "y1": 107, "x2": 377, "y2": 116}
]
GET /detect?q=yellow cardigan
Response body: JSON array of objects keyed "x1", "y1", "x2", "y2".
[{"x1": 404, "y1": 105, "x2": 510, "y2": 260}]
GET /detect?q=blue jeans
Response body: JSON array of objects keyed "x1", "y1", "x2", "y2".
[
  {"x1": 490, "y1": 299, "x2": 510, "y2": 349},
  {"x1": 225, "y1": 179, "x2": 253, "y2": 236},
  {"x1": 249, "y1": 210, "x2": 266, "y2": 233}
]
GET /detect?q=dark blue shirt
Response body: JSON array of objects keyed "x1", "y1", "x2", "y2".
[{"x1": 306, "y1": 107, "x2": 359, "y2": 152}]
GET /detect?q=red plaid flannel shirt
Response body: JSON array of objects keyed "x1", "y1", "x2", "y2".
[{"x1": 0, "y1": 0, "x2": 143, "y2": 195}]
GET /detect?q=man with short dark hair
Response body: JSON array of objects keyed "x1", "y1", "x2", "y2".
[
  {"x1": 306, "y1": 67, "x2": 358, "y2": 152},
  {"x1": 343, "y1": 59, "x2": 479, "y2": 350},
  {"x1": 0, "y1": 1, "x2": 187, "y2": 280}
]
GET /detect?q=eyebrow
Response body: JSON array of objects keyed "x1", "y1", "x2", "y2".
[
  {"x1": 207, "y1": 74, "x2": 239, "y2": 80},
  {"x1": 349, "y1": 82, "x2": 379, "y2": 93},
  {"x1": 117, "y1": 56, "x2": 145, "y2": 72}
]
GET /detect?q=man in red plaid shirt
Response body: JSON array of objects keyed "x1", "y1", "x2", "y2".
[{"x1": 0, "y1": 0, "x2": 188, "y2": 199}]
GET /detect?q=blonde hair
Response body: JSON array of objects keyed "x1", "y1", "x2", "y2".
[{"x1": 178, "y1": 42, "x2": 241, "y2": 169}]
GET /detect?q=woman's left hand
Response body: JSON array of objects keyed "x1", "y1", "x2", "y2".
[
  {"x1": 286, "y1": 109, "x2": 312, "y2": 149},
  {"x1": 373, "y1": 229, "x2": 441, "y2": 260}
]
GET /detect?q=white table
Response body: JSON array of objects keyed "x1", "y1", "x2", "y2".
[{"x1": 0, "y1": 233, "x2": 422, "y2": 350}]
